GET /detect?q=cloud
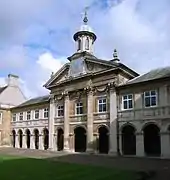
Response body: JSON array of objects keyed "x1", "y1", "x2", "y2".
[{"x1": 0, "y1": 0, "x2": 170, "y2": 98}]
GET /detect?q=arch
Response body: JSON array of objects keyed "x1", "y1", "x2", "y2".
[
  {"x1": 12, "y1": 130, "x2": 16, "y2": 148},
  {"x1": 57, "y1": 128, "x2": 64, "y2": 151},
  {"x1": 43, "y1": 128, "x2": 49, "y2": 150},
  {"x1": 25, "y1": 129, "x2": 31, "y2": 149},
  {"x1": 98, "y1": 125, "x2": 109, "y2": 154},
  {"x1": 74, "y1": 126, "x2": 86, "y2": 152},
  {"x1": 18, "y1": 129, "x2": 23, "y2": 148},
  {"x1": 121, "y1": 125, "x2": 136, "y2": 155},
  {"x1": 85, "y1": 37, "x2": 89, "y2": 50},
  {"x1": 34, "y1": 129, "x2": 39, "y2": 149},
  {"x1": 143, "y1": 123, "x2": 161, "y2": 156}
]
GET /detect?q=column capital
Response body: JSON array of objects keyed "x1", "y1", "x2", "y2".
[
  {"x1": 84, "y1": 86, "x2": 94, "y2": 94},
  {"x1": 107, "y1": 82, "x2": 115, "y2": 92},
  {"x1": 62, "y1": 90, "x2": 69, "y2": 99}
]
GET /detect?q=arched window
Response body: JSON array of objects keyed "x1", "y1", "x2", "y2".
[
  {"x1": 85, "y1": 37, "x2": 89, "y2": 50},
  {"x1": 78, "y1": 39, "x2": 81, "y2": 51}
]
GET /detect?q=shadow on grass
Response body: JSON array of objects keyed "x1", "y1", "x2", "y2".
[{"x1": 0, "y1": 155, "x2": 136, "y2": 180}]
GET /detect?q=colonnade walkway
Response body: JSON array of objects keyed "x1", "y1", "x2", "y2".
[{"x1": 1, "y1": 147, "x2": 170, "y2": 179}]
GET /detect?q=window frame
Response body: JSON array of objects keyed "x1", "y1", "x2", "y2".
[
  {"x1": 98, "y1": 97, "x2": 107, "y2": 113},
  {"x1": 19, "y1": 112, "x2": 23, "y2": 121},
  {"x1": 144, "y1": 90, "x2": 157, "y2": 108},
  {"x1": 122, "y1": 94, "x2": 133, "y2": 110},
  {"x1": 57, "y1": 105, "x2": 64, "y2": 117},
  {"x1": 43, "y1": 108, "x2": 49, "y2": 118},
  {"x1": 75, "y1": 102, "x2": 83, "y2": 115},
  {"x1": 26, "y1": 111, "x2": 31, "y2": 120},
  {"x1": 12, "y1": 113, "x2": 16, "y2": 122},
  {"x1": 34, "y1": 110, "x2": 39, "y2": 119}
]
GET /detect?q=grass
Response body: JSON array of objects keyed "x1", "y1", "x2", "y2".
[{"x1": 0, "y1": 155, "x2": 136, "y2": 180}]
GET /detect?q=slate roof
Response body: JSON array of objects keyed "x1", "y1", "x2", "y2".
[
  {"x1": 0, "y1": 86, "x2": 7, "y2": 94},
  {"x1": 126, "y1": 66, "x2": 170, "y2": 85},
  {"x1": 13, "y1": 95, "x2": 50, "y2": 108}
]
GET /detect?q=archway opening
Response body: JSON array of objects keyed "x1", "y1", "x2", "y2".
[
  {"x1": 74, "y1": 127, "x2": 86, "y2": 152},
  {"x1": 12, "y1": 130, "x2": 16, "y2": 148},
  {"x1": 34, "y1": 129, "x2": 39, "y2": 149},
  {"x1": 144, "y1": 124, "x2": 161, "y2": 156},
  {"x1": 43, "y1": 128, "x2": 49, "y2": 150},
  {"x1": 18, "y1": 129, "x2": 23, "y2": 148},
  {"x1": 26, "y1": 129, "x2": 31, "y2": 149},
  {"x1": 121, "y1": 125, "x2": 136, "y2": 155},
  {"x1": 57, "y1": 128, "x2": 64, "y2": 151},
  {"x1": 98, "y1": 126, "x2": 109, "y2": 154}
]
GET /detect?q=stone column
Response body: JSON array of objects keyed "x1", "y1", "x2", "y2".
[
  {"x1": 109, "y1": 86, "x2": 117, "y2": 155},
  {"x1": 15, "y1": 135, "x2": 19, "y2": 148},
  {"x1": 53, "y1": 134, "x2": 57, "y2": 151},
  {"x1": 63, "y1": 92, "x2": 70, "y2": 151},
  {"x1": 48, "y1": 95, "x2": 55, "y2": 150},
  {"x1": 87, "y1": 89, "x2": 94, "y2": 152},
  {"x1": 30, "y1": 135, "x2": 34, "y2": 149},
  {"x1": 136, "y1": 132, "x2": 144, "y2": 157},
  {"x1": 23, "y1": 134, "x2": 27, "y2": 149},
  {"x1": 39, "y1": 134, "x2": 44, "y2": 150},
  {"x1": 94, "y1": 133, "x2": 99, "y2": 154},
  {"x1": 161, "y1": 132, "x2": 170, "y2": 157}
]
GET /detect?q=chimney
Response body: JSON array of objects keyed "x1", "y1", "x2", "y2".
[{"x1": 7, "y1": 74, "x2": 19, "y2": 87}]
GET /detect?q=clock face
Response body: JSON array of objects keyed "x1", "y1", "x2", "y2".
[{"x1": 69, "y1": 58, "x2": 85, "y2": 77}]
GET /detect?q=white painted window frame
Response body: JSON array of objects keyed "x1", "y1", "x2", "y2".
[
  {"x1": 144, "y1": 90, "x2": 157, "y2": 108},
  {"x1": 122, "y1": 94, "x2": 133, "y2": 110}
]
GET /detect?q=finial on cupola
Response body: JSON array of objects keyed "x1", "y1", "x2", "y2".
[
  {"x1": 83, "y1": 7, "x2": 89, "y2": 25},
  {"x1": 112, "y1": 49, "x2": 120, "y2": 63}
]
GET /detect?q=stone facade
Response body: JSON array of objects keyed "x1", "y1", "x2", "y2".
[{"x1": 9, "y1": 12, "x2": 170, "y2": 159}]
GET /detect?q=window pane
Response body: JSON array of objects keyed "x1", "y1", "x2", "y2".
[
  {"x1": 103, "y1": 99, "x2": 106, "y2": 103},
  {"x1": 145, "y1": 97, "x2": 150, "y2": 107},
  {"x1": 80, "y1": 107, "x2": 83, "y2": 114},
  {"x1": 145, "y1": 91, "x2": 150, "y2": 96},
  {"x1": 99, "y1": 104, "x2": 103, "y2": 112},
  {"x1": 129, "y1": 100, "x2": 133, "y2": 109},
  {"x1": 128, "y1": 95, "x2": 132, "y2": 99},
  {"x1": 103, "y1": 104, "x2": 106, "y2": 112},
  {"x1": 123, "y1": 95, "x2": 127, "y2": 100},
  {"x1": 123, "y1": 101, "x2": 127, "y2": 109},
  {"x1": 99, "y1": 99, "x2": 102, "y2": 104},
  {"x1": 151, "y1": 90, "x2": 156, "y2": 96},
  {"x1": 151, "y1": 96, "x2": 156, "y2": 106}
]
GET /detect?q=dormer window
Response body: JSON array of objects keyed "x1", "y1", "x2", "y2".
[
  {"x1": 85, "y1": 37, "x2": 89, "y2": 50},
  {"x1": 78, "y1": 39, "x2": 81, "y2": 51}
]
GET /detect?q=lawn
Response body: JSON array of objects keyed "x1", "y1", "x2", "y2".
[{"x1": 0, "y1": 155, "x2": 136, "y2": 180}]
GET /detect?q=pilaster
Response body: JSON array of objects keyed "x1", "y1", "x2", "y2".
[
  {"x1": 86, "y1": 88, "x2": 94, "y2": 152},
  {"x1": 108, "y1": 84, "x2": 117, "y2": 155},
  {"x1": 30, "y1": 135, "x2": 34, "y2": 149},
  {"x1": 48, "y1": 94, "x2": 55, "y2": 150},
  {"x1": 63, "y1": 91, "x2": 70, "y2": 151},
  {"x1": 39, "y1": 134, "x2": 44, "y2": 150},
  {"x1": 15, "y1": 135, "x2": 19, "y2": 148}
]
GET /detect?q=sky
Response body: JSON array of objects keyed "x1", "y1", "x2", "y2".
[{"x1": 0, "y1": 0, "x2": 170, "y2": 99}]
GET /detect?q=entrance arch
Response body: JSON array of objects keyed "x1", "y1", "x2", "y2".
[
  {"x1": 43, "y1": 128, "x2": 49, "y2": 150},
  {"x1": 98, "y1": 125, "x2": 109, "y2": 154},
  {"x1": 25, "y1": 129, "x2": 31, "y2": 149},
  {"x1": 34, "y1": 129, "x2": 39, "y2": 149},
  {"x1": 143, "y1": 124, "x2": 161, "y2": 156},
  {"x1": 57, "y1": 128, "x2": 64, "y2": 151},
  {"x1": 74, "y1": 126, "x2": 86, "y2": 152},
  {"x1": 12, "y1": 130, "x2": 16, "y2": 148},
  {"x1": 121, "y1": 125, "x2": 136, "y2": 155},
  {"x1": 18, "y1": 129, "x2": 23, "y2": 148}
]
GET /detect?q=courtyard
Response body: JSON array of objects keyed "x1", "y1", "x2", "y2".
[{"x1": 1, "y1": 148, "x2": 170, "y2": 179}]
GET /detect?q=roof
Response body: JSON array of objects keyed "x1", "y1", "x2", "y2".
[
  {"x1": 12, "y1": 95, "x2": 50, "y2": 109},
  {"x1": 125, "y1": 66, "x2": 170, "y2": 85},
  {"x1": 0, "y1": 86, "x2": 7, "y2": 94}
]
